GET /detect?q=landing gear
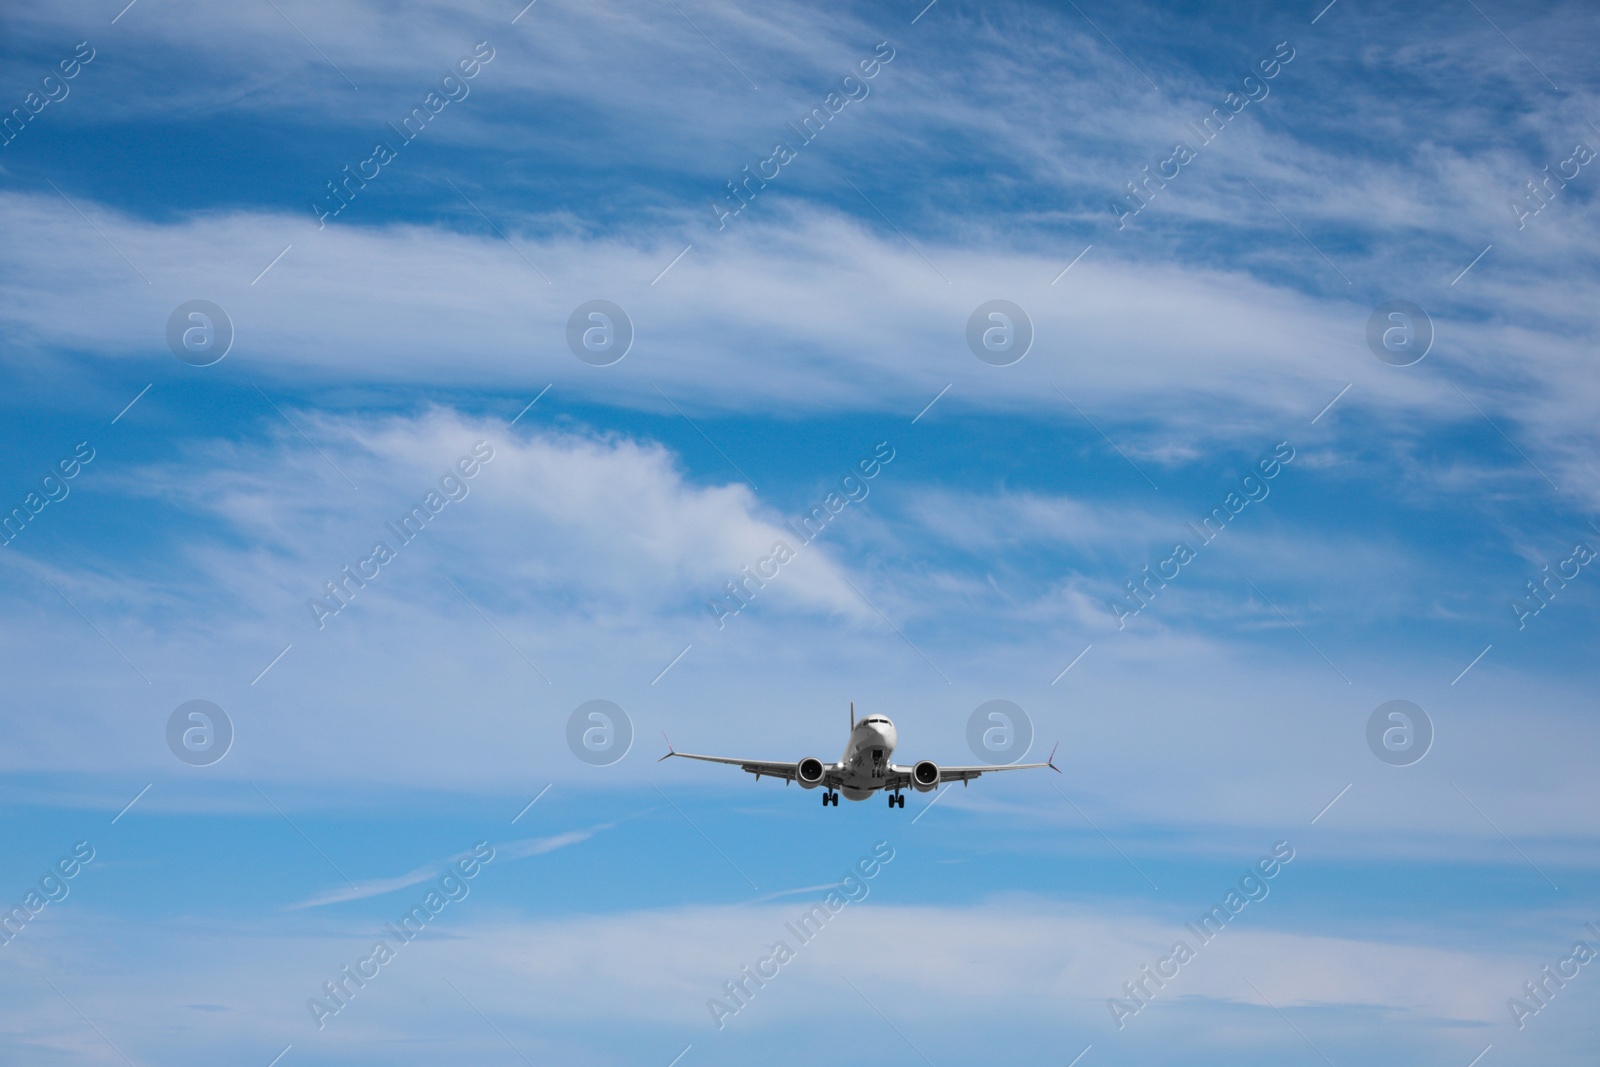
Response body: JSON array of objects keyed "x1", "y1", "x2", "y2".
[
  {"x1": 822, "y1": 790, "x2": 839, "y2": 806},
  {"x1": 888, "y1": 792, "x2": 905, "y2": 808}
]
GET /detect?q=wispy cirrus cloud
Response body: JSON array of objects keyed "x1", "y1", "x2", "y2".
[{"x1": 293, "y1": 826, "x2": 606, "y2": 908}]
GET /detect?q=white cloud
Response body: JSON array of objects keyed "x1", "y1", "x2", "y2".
[
  {"x1": 6, "y1": 186, "x2": 1592, "y2": 468},
  {"x1": 0, "y1": 894, "x2": 1568, "y2": 1066},
  {"x1": 294, "y1": 827, "x2": 601, "y2": 908},
  {"x1": 101, "y1": 405, "x2": 871, "y2": 624}
]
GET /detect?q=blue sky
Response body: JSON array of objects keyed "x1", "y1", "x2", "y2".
[{"x1": 2, "y1": 0, "x2": 1598, "y2": 1063}]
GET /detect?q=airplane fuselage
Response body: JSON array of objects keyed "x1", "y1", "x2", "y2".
[{"x1": 835, "y1": 715, "x2": 898, "y2": 800}]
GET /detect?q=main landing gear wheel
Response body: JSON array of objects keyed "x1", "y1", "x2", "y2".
[
  {"x1": 822, "y1": 790, "x2": 839, "y2": 806},
  {"x1": 888, "y1": 793, "x2": 905, "y2": 808}
]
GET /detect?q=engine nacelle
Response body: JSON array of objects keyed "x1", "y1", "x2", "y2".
[
  {"x1": 912, "y1": 760, "x2": 939, "y2": 792},
  {"x1": 796, "y1": 757, "x2": 825, "y2": 789}
]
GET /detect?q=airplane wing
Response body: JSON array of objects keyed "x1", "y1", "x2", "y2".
[
  {"x1": 657, "y1": 741, "x2": 819, "y2": 784},
  {"x1": 885, "y1": 745, "x2": 1060, "y2": 789}
]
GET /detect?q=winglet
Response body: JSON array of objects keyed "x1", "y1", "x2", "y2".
[
  {"x1": 658, "y1": 731, "x2": 676, "y2": 762},
  {"x1": 850, "y1": 701, "x2": 855, "y2": 730},
  {"x1": 1047, "y1": 742, "x2": 1061, "y2": 773}
]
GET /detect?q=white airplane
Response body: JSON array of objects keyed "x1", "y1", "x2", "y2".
[{"x1": 661, "y1": 704, "x2": 1058, "y2": 807}]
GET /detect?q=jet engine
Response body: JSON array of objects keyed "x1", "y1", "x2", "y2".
[
  {"x1": 912, "y1": 760, "x2": 939, "y2": 792},
  {"x1": 796, "y1": 757, "x2": 825, "y2": 789}
]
